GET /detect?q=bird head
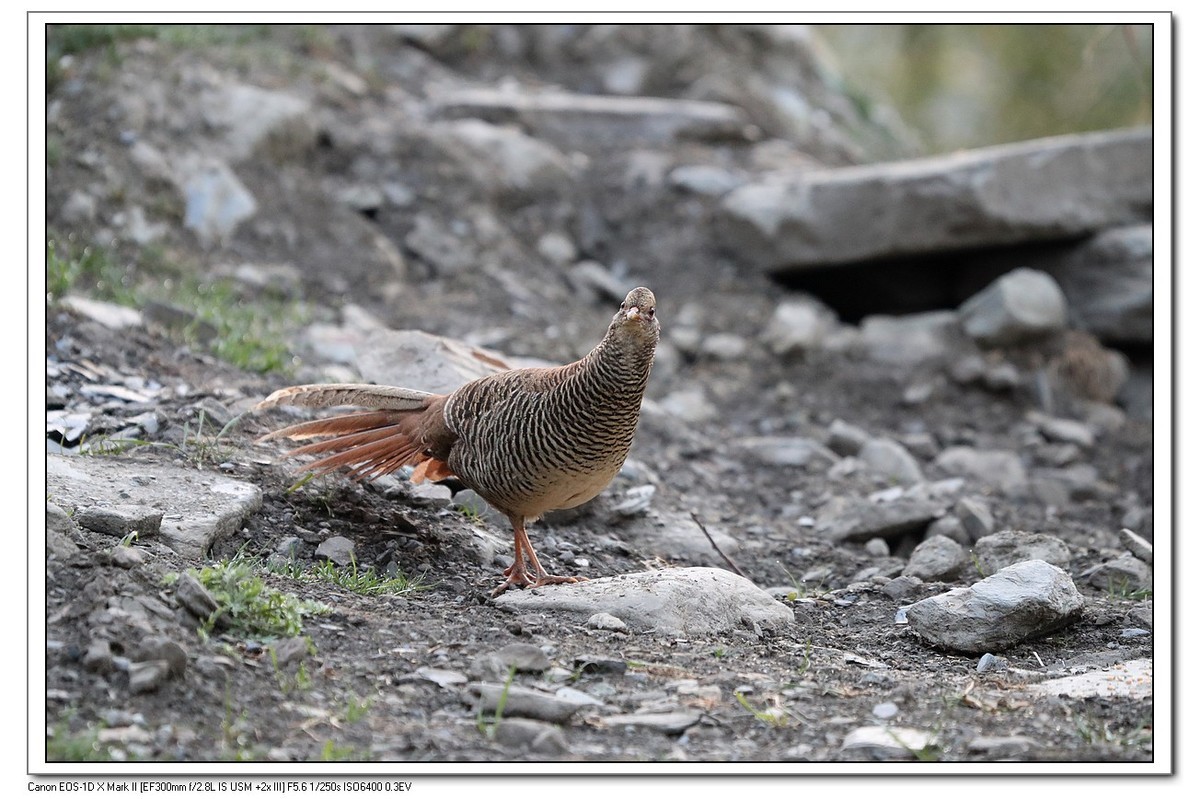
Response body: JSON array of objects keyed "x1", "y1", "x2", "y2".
[{"x1": 614, "y1": 286, "x2": 660, "y2": 341}]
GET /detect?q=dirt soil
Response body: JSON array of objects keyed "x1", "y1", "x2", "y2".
[{"x1": 40, "y1": 25, "x2": 1156, "y2": 770}]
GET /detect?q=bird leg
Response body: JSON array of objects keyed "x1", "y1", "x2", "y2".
[{"x1": 491, "y1": 516, "x2": 586, "y2": 596}]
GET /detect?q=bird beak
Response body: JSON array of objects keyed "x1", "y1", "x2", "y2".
[{"x1": 624, "y1": 307, "x2": 641, "y2": 321}]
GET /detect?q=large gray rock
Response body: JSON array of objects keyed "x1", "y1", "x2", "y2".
[
  {"x1": 432, "y1": 88, "x2": 749, "y2": 150},
  {"x1": 491, "y1": 568, "x2": 793, "y2": 636},
  {"x1": 818, "y1": 496, "x2": 941, "y2": 543},
  {"x1": 431, "y1": 119, "x2": 574, "y2": 204},
  {"x1": 933, "y1": 446, "x2": 1028, "y2": 495},
  {"x1": 47, "y1": 455, "x2": 262, "y2": 559},
  {"x1": 717, "y1": 127, "x2": 1151, "y2": 273},
  {"x1": 905, "y1": 560, "x2": 1084, "y2": 653},
  {"x1": 1043, "y1": 224, "x2": 1152, "y2": 343},
  {"x1": 972, "y1": 530, "x2": 1072, "y2": 575},
  {"x1": 959, "y1": 268, "x2": 1068, "y2": 346},
  {"x1": 353, "y1": 330, "x2": 520, "y2": 395}
]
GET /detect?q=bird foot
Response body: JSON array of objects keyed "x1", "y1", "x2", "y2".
[{"x1": 490, "y1": 571, "x2": 587, "y2": 597}]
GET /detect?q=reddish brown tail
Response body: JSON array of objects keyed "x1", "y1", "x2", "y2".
[{"x1": 256, "y1": 387, "x2": 455, "y2": 484}]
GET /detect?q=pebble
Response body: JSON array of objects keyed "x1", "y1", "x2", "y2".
[
  {"x1": 315, "y1": 535, "x2": 356, "y2": 567},
  {"x1": 872, "y1": 701, "x2": 899, "y2": 719},
  {"x1": 860, "y1": 437, "x2": 924, "y2": 486},
  {"x1": 491, "y1": 643, "x2": 552, "y2": 673},
  {"x1": 972, "y1": 529, "x2": 1072, "y2": 574},
  {"x1": 173, "y1": 573, "x2": 220, "y2": 622},
  {"x1": 128, "y1": 660, "x2": 172, "y2": 694},
  {"x1": 967, "y1": 735, "x2": 1041, "y2": 756},
  {"x1": 926, "y1": 515, "x2": 969, "y2": 546},
  {"x1": 468, "y1": 683, "x2": 588, "y2": 723},
  {"x1": 827, "y1": 418, "x2": 869, "y2": 456},
  {"x1": 699, "y1": 333, "x2": 750, "y2": 360},
  {"x1": 959, "y1": 268, "x2": 1067, "y2": 346},
  {"x1": 269, "y1": 636, "x2": 310, "y2": 668},
  {"x1": 74, "y1": 505, "x2": 163, "y2": 539},
  {"x1": 954, "y1": 496, "x2": 994, "y2": 542},
  {"x1": 109, "y1": 545, "x2": 146, "y2": 569},
  {"x1": 902, "y1": 535, "x2": 965, "y2": 581},
  {"x1": 975, "y1": 653, "x2": 1005, "y2": 673},
  {"x1": 83, "y1": 640, "x2": 115, "y2": 674},
  {"x1": 586, "y1": 613, "x2": 629, "y2": 633},
  {"x1": 1086, "y1": 554, "x2": 1152, "y2": 594},
  {"x1": 490, "y1": 718, "x2": 568, "y2": 755},
  {"x1": 841, "y1": 725, "x2": 936, "y2": 759},
  {"x1": 933, "y1": 446, "x2": 1028, "y2": 495},
  {"x1": 883, "y1": 575, "x2": 924, "y2": 601},
  {"x1": 601, "y1": 710, "x2": 701, "y2": 735},
  {"x1": 415, "y1": 667, "x2": 468, "y2": 688},
  {"x1": 1119, "y1": 527, "x2": 1153, "y2": 565},
  {"x1": 864, "y1": 537, "x2": 890, "y2": 557},
  {"x1": 906, "y1": 559, "x2": 1084, "y2": 653}
]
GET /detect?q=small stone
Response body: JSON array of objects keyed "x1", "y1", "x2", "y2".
[
  {"x1": 109, "y1": 545, "x2": 146, "y2": 569},
  {"x1": 907, "y1": 560, "x2": 1084, "y2": 653},
  {"x1": 669, "y1": 164, "x2": 741, "y2": 196},
  {"x1": 536, "y1": 232, "x2": 578, "y2": 266},
  {"x1": 134, "y1": 637, "x2": 188, "y2": 678},
  {"x1": 872, "y1": 701, "x2": 899, "y2": 719},
  {"x1": 841, "y1": 726, "x2": 936, "y2": 759},
  {"x1": 574, "y1": 656, "x2": 628, "y2": 675},
  {"x1": 490, "y1": 718, "x2": 568, "y2": 755},
  {"x1": 883, "y1": 575, "x2": 924, "y2": 601},
  {"x1": 967, "y1": 735, "x2": 1041, "y2": 756},
  {"x1": 955, "y1": 497, "x2": 994, "y2": 542},
  {"x1": 699, "y1": 333, "x2": 750, "y2": 360},
  {"x1": 972, "y1": 530, "x2": 1071, "y2": 575},
  {"x1": 658, "y1": 387, "x2": 718, "y2": 423},
  {"x1": 610, "y1": 485, "x2": 656, "y2": 517},
  {"x1": 491, "y1": 643, "x2": 551, "y2": 673},
  {"x1": 933, "y1": 446, "x2": 1028, "y2": 495},
  {"x1": 315, "y1": 535, "x2": 356, "y2": 566},
  {"x1": 129, "y1": 660, "x2": 171, "y2": 694},
  {"x1": 1028, "y1": 411, "x2": 1096, "y2": 448},
  {"x1": 415, "y1": 667, "x2": 468, "y2": 688},
  {"x1": 468, "y1": 683, "x2": 587, "y2": 723},
  {"x1": 827, "y1": 419, "x2": 869, "y2": 456},
  {"x1": 763, "y1": 298, "x2": 837, "y2": 356},
  {"x1": 270, "y1": 636, "x2": 311, "y2": 668},
  {"x1": 741, "y1": 436, "x2": 837, "y2": 468},
  {"x1": 586, "y1": 612, "x2": 629, "y2": 632},
  {"x1": 83, "y1": 640, "x2": 115, "y2": 674},
  {"x1": 926, "y1": 515, "x2": 970, "y2": 546},
  {"x1": 602, "y1": 710, "x2": 701, "y2": 735},
  {"x1": 1087, "y1": 554, "x2": 1152, "y2": 594},
  {"x1": 903, "y1": 535, "x2": 965, "y2": 581},
  {"x1": 1119, "y1": 528, "x2": 1153, "y2": 565},
  {"x1": 864, "y1": 537, "x2": 890, "y2": 557},
  {"x1": 860, "y1": 437, "x2": 924, "y2": 486},
  {"x1": 975, "y1": 653, "x2": 1006, "y2": 673},
  {"x1": 174, "y1": 573, "x2": 220, "y2": 622},
  {"x1": 959, "y1": 268, "x2": 1068, "y2": 346},
  {"x1": 74, "y1": 505, "x2": 163, "y2": 539}
]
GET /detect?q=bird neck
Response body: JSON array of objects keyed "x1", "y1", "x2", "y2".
[{"x1": 576, "y1": 324, "x2": 657, "y2": 396}]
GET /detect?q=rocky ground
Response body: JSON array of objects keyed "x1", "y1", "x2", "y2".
[{"x1": 41, "y1": 25, "x2": 1156, "y2": 768}]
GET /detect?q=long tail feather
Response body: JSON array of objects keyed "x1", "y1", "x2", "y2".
[
  {"x1": 255, "y1": 383, "x2": 436, "y2": 412},
  {"x1": 256, "y1": 389, "x2": 456, "y2": 484}
]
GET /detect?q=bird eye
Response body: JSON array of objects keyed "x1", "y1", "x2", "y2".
[{"x1": 647, "y1": 306, "x2": 655, "y2": 318}]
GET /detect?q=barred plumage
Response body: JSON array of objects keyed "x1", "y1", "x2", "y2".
[{"x1": 255, "y1": 287, "x2": 659, "y2": 595}]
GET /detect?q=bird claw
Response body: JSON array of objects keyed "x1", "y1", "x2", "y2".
[{"x1": 490, "y1": 571, "x2": 587, "y2": 597}]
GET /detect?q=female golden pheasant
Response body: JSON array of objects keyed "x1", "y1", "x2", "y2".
[{"x1": 256, "y1": 287, "x2": 659, "y2": 595}]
